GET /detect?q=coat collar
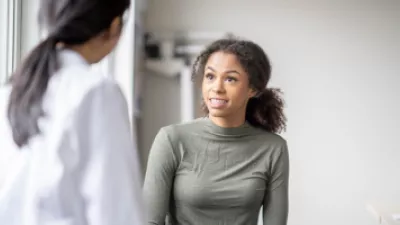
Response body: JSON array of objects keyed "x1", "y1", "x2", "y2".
[{"x1": 58, "y1": 48, "x2": 89, "y2": 67}]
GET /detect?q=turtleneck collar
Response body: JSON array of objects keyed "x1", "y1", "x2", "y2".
[{"x1": 202, "y1": 117, "x2": 257, "y2": 137}]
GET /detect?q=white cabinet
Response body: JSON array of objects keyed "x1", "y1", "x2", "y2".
[{"x1": 367, "y1": 202, "x2": 400, "y2": 225}]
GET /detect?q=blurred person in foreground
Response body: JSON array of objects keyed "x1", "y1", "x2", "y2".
[
  {"x1": 0, "y1": 0, "x2": 144, "y2": 224},
  {"x1": 144, "y1": 38, "x2": 290, "y2": 225}
]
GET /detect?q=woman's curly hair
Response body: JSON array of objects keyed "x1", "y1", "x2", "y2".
[{"x1": 191, "y1": 38, "x2": 286, "y2": 133}]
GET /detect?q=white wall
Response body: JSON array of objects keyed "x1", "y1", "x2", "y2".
[{"x1": 143, "y1": 0, "x2": 400, "y2": 225}]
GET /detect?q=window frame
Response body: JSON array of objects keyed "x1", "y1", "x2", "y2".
[{"x1": 0, "y1": 0, "x2": 22, "y2": 85}]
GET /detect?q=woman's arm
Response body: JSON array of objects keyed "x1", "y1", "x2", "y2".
[
  {"x1": 74, "y1": 79, "x2": 144, "y2": 225},
  {"x1": 143, "y1": 127, "x2": 178, "y2": 225},
  {"x1": 263, "y1": 141, "x2": 290, "y2": 225}
]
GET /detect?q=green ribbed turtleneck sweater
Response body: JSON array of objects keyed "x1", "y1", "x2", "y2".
[{"x1": 143, "y1": 117, "x2": 289, "y2": 225}]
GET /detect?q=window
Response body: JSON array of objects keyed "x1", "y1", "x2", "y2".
[
  {"x1": 0, "y1": 1, "x2": 8, "y2": 85},
  {"x1": 0, "y1": 0, "x2": 22, "y2": 85}
]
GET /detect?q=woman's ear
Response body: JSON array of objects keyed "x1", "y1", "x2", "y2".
[
  {"x1": 248, "y1": 88, "x2": 257, "y2": 98},
  {"x1": 104, "y1": 16, "x2": 122, "y2": 39}
]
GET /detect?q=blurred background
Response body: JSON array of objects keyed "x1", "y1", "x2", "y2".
[{"x1": 0, "y1": 0, "x2": 399, "y2": 225}]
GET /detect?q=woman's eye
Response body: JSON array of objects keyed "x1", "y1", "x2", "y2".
[
  {"x1": 205, "y1": 73, "x2": 214, "y2": 80},
  {"x1": 226, "y1": 77, "x2": 237, "y2": 83}
]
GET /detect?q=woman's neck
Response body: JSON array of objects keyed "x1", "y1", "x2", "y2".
[{"x1": 208, "y1": 115, "x2": 246, "y2": 128}]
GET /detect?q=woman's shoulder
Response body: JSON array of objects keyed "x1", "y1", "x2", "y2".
[
  {"x1": 58, "y1": 65, "x2": 116, "y2": 94},
  {"x1": 55, "y1": 49, "x2": 119, "y2": 101},
  {"x1": 54, "y1": 65, "x2": 123, "y2": 108},
  {"x1": 248, "y1": 126, "x2": 288, "y2": 152},
  {"x1": 160, "y1": 117, "x2": 207, "y2": 133},
  {"x1": 156, "y1": 118, "x2": 208, "y2": 143},
  {"x1": 260, "y1": 131, "x2": 287, "y2": 146}
]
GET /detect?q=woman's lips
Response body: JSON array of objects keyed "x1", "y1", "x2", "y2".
[{"x1": 209, "y1": 98, "x2": 228, "y2": 109}]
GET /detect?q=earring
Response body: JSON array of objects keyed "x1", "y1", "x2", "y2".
[{"x1": 253, "y1": 92, "x2": 262, "y2": 98}]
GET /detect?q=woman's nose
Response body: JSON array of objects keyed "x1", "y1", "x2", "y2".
[{"x1": 211, "y1": 78, "x2": 225, "y2": 93}]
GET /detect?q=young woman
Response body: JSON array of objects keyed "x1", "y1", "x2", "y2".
[
  {"x1": 144, "y1": 38, "x2": 290, "y2": 225},
  {"x1": 0, "y1": 0, "x2": 143, "y2": 224}
]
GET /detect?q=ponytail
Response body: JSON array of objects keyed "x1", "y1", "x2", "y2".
[
  {"x1": 245, "y1": 87, "x2": 286, "y2": 133},
  {"x1": 7, "y1": 35, "x2": 59, "y2": 147}
]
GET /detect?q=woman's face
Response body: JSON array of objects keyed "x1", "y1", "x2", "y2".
[{"x1": 202, "y1": 51, "x2": 256, "y2": 125}]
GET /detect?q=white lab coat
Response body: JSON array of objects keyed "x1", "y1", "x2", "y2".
[{"x1": 0, "y1": 49, "x2": 144, "y2": 225}]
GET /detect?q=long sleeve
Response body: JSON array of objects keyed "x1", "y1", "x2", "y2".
[
  {"x1": 263, "y1": 141, "x2": 290, "y2": 225},
  {"x1": 143, "y1": 127, "x2": 178, "y2": 225},
  {"x1": 74, "y1": 80, "x2": 144, "y2": 225}
]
